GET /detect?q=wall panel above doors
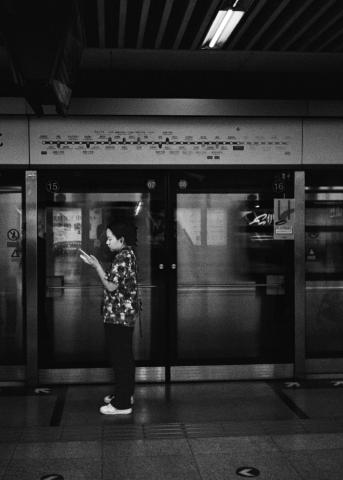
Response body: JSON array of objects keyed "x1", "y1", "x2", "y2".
[
  {"x1": 0, "y1": 117, "x2": 29, "y2": 165},
  {"x1": 29, "y1": 117, "x2": 302, "y2": 166},
  {"x1": 303, "y1": 119, "x2": 343, "y2": 165}
]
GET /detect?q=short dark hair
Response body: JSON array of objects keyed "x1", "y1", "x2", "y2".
[{"x1": 106, "y1": 219, "x2": 137, "y2": 246}]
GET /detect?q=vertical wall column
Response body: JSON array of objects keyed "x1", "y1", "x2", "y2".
[
  {"x1": 294, "y1": 171, "x2": 306, "y2": 378},
  {"x1": 25, "y1": 170, "x2": 38, "y2": 386}
]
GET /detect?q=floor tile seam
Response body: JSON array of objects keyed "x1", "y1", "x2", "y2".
[
  {"x1": 263, "y1": 433, "x2": 285, "y2": 455},
  {"x1": 274, "y1": 445, "x2": 343, "y2": 453},
  {"x1": 177, "y1": 437, "x2": 205, "y2": 480},
  {"x1": 62, "y1": 426, "x2": 102, "y2": 431},
  {"x1": 12, "y1": 430, "x2": 341, "y2": 445},
  {"x1": 16, "y1": 439, "x2": 101, "y2": 450},
  {"x1": 50, "y1": 386, "x2": 68, "y2": 427},
  {"x1": 19, "y1": 438, "x2": 68, "y2": 444},
  {"x1": 101, "y1": 427, "x2": 105, "y2": 480},
  {"x1": 144, "y1": 427, "x2": 184, "y2": 432},
  {"x1": 60, "y1": 432, "x2": 102, "y2": 440},
  {"x1": 189, "y1": 431, "x2": 309, "y2": 441},
  {"x1": 271, "y1": 431, "x2": 343, "y2": 440},
  {"x1": 0, "y1": 459, "x2": 10, "y2": 480},
  {"x1": 20, "y1": 428, "x2": 63, "y2": 436},
  {"x1": 279, "y1": 455, "x2": 309, "y2": 480},
  {"x1": 2, "y1": 440, "x2": 19, "y2": 479},
  {"x1": 101, "y1": 430, "x2": 326, "y2": 441},
  {"x1": 102, "y1": 453, "x2": 201, "y2": 461},
  {"x1": 143, "y1": 420, "x2": 305, "y2": 428},
  {"x1": 102, "y1": 432, "x2": 277, "y2": 441},
  {"x1": 266, "y1": 382, "x2": 310, "y2": 420},
  {"x1": 281, "y1": 450, "x2": 318, "y2": 480},
  {"x1": 102, "y1": 453, "x2": 198, "y2": 460}
]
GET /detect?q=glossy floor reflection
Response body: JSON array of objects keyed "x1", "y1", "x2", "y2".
[{"x1": 1, "y1": 380, "x2": 343, "y2": 479}]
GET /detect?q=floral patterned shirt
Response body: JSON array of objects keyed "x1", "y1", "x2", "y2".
[{"x1": 102, "y1": 246, "x2": 138, "y2": 327}]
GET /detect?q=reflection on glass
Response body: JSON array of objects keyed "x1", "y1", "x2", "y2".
[
  {"x1": 177, "y1": 193, "x2": 293, "y2": 362},
  {"x1": 39, "y1": 191, "x2": 165, "y2": 367},
  {"x1": 207, "y1": 208, "x2": 227, "y2": 246},
  {"x1": 52, "y1": 208, "x2": 82, "y2": 252},
  {"x1": 177, "y1": 208, "x2": 201, "y2": 245},
  {"x1": 0, "y1": 191, "x2": 23, "y2": 364},
  {"x1": 306, "y1": 188, "x2": 343, "y2": 357}
]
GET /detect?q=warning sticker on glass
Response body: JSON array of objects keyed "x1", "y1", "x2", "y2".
[{"x1": 273, "y1": 198, "x2": 295, "y2": 240}]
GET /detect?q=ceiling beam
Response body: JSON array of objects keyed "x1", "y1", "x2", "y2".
[
  {"x1": 228, "y1": 0, "x2": 268, "y2": 49},
  {"x1": 97, "y1": 0, "x2": 105, "y2": 48},
  {"x1": 173, "y1": 0, "x2": 198, "y2": 50},
  {"x1": 79, "y1": 48, "x2": 343, "y2": 73},
  {"x1": 333, "y1": 35, "x2": 343, "y2": 53},
  {"x1": 299, "y1": 7, "x2": 343, "y2": 51},
  {"x1": 118, "y1": 0, "x2": 128, "y2": 48},
  {"x1": 280, "y1": 0, "x2": 336, "y2": 51},
  {"x1": 190, "y1": 0, "x2": 222, "y2": 50},
  {"x1": 263, "y1": 0, "x2": 315, "y2": 51},
  {"x1": 320, "y1": 27, "x2": 343, "y2": 52},
  {"x1": 244, "y1": 0, "x2": 292, "y2": 50},
  {"x1": 155, "y1": 0, "x2": 174, "y2": 49},
  {"x1": 136, "y1": 0, "x2": 151, "y2": 48}
]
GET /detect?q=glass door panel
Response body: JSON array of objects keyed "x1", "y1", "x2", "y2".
[
  {"x1": 38, "y1": 171, "x2": 167, "y2": 368},
  {"x1": 0, "y1": 184, "x2": 24, "y2": 366},
  {"x1": 174, "y1": 171, "x2": 294, "y2": 364},
  {"x1": 306, "y1": 173, "x2": 343, "y2": 360}
]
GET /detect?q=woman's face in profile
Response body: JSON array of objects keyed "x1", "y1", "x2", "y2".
[{"x1": 106, "y1": 228, "x2": 123, "y2": 252}]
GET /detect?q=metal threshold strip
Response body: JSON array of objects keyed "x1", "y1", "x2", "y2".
[
  {"x1": 47, "y1": 284, "x2": 156, "y2": 290},
  {"x1": 177, "y1": 283, "x2": 284, "y2": 292},
  {"x1": 306, "y1": 286, "x2": 343, "y2": 290},
  {"x1": 0, "y1": 187, "x2": 22, "y2": 193},
  {"x1": 104, "y1": 423, "x2": 230, "y2": 440},
  {"x1": 46, "y1": 283, "x2": 284, "y2": 292}
]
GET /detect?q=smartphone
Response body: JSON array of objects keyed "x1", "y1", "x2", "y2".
[{"x1": 79, "y1": 248, "x2": 91, "y2": 258}]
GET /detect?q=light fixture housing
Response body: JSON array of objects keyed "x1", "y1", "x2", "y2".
[{"x1": 201, "y1": 0, "x2": 252, "y2": 49}]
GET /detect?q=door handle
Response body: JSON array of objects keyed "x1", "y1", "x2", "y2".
[
  {"x1": 158, "y1": 264, "x2": 165, "y2": 270},
  {"x1": 171, "y1": 264, "x2": 176, "y2": 270}
]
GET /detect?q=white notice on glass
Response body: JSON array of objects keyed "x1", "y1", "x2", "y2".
[
  {"x1": 177, "y1": 208, "x2": 201, "y2": 245},
  {"x1": 53, "y1": 208, "x2": 82, "y2": 245},
  {"x1": 207, "y1": 208, "x2": 227, "y2": 245},
  {"x1": 89, "y1": 208, "x2": 103, "y2": 240}
]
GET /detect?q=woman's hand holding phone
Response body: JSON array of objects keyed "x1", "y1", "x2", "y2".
[
  {"x1": 79, "y1": 249, "x2": 100, "y2": 269},
  {"x1": 79, "y1": 249, "x2": 92, "y2": 264}
]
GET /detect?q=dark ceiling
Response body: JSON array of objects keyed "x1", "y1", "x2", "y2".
[
  {"x1": 80, "y1": 0, "x2": 343, "y2": 52},
  {"x1": 1, "y1": 0, "x2": 343, "y2": 103}
]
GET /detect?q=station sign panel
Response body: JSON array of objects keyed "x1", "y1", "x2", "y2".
[{"x1": 29, "y1": 117, "x2": 302, "y2": 166}]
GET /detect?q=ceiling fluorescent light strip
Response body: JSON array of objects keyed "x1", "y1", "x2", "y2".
[
  {"x1": 203, "y1": 10, "x2": 227, "y2": 45},
  {"x1": 217, "y1": 10, "x2": 244, "y2": 47},
  {"x1": 202, "y1": 7, "x2": 244, "y2": 49},
  {"x1": 209, "y1": 9, "x2": 235, "y2": 48}
]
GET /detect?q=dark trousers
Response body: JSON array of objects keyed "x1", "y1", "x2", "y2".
[{"x1": 104, "y1": 323, "x2": 135, "y2": 409}]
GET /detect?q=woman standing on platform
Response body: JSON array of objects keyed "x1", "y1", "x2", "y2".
[{"x1": 80, "y1": 219, "x2": 139, "y2": 415}]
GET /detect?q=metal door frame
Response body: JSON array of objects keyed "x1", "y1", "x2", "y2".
[
  {"x1": 0, "y1": 177, "x2": 26, "y2": 384},
  {"x1": 303, "y1": 170, "x2": 343, "y2": 378},
  {"x1": 169, "y1": 170, "x2": 303, "y2": 381},
  {"x1": 294, "y1": 171, "x2": 306, "y2": 378},
  {"x1": 25, "y1": 170, "x2": 38, "y2": 385},
  {"x1": 24, "y1": 168, "x2": 307, "y2": 385}
]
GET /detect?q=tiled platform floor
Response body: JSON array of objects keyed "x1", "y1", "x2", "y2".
[{"x1": 1, "y1": 380, "x2": 343, "y2": 479}]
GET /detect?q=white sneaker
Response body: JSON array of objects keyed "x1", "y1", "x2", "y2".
[
  {"x1": 104, "y1": 394, "x2": 134, "y2": 405},
  {"x1": 99, "y1": 404, "x2": 132, "y2": 415}
]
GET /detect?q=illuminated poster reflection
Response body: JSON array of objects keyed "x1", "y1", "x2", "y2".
[{"x1": 52, "y1": 208, "x2": 82, "y2": 253}]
